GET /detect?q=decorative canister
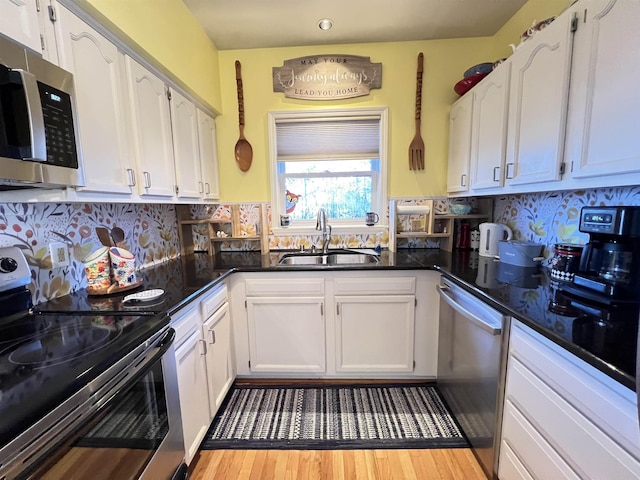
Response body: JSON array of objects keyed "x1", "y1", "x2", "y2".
[
  {"x1": 108, "y1": 247, "x2": 136, "y2": 287},
  {"x1": 549, "y1": 243, "x2": 583, "y2": 282},
  {"x1": 82, "y1": 246, "x2": 111, "y2": 290}
]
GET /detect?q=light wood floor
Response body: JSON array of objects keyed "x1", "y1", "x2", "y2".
[
  {"x1": 190, "y1": 448, "x2": 487, "y2": 479},
  {"x1": 193, "y1": 380, "x2": 487, "y2": 479}
]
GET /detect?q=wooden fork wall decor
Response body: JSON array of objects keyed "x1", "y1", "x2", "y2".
[{"x1": 409, "y1": 52, "x2": 425, "y2": 170}]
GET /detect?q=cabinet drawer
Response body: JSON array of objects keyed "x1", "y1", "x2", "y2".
[
  {"x1": 334, "y1": 277, "x2": 415, "y2": 295},
  {"x1": 171, "y1": 303, "x2": 200, "y2": 348},
  {"x1": 245, "y1": 278, "x2": 324, "y2": 296},
  {"x1": 498, "y1": 441, "x2": 535, "y2": 480},
  {"x1": 510, "y1": 322, "x2": 640, "y2": 457},
  {"x1": 500, "y1": 399, "x2": 579, "y2": 480},
  {"x1": 201, "y1": 284, "x2": 227, "y2": 319},
  {"x1": 506, "y1": 357, "x2": 640, "y2": 478}
]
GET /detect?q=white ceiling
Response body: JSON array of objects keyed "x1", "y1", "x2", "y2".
[{"x1": 182, "y1": 0, "x2": 528, "y2": 51}]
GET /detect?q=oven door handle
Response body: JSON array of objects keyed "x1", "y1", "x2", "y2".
[{"x1": 92, "y1": 326, "x2": 175, "y2": 413}]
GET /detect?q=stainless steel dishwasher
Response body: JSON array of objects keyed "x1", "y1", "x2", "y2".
[{"x1": 437, "y1": 276, "x2": 510, "y2": 480}]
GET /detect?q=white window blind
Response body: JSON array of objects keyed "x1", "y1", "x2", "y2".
[{"x1": 275, "y1": 117, "x2": 380, "y2": 161}]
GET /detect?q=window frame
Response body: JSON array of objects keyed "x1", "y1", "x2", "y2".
[{"x1": 268, "y1": 107, "x2": 388, "y2": 235}]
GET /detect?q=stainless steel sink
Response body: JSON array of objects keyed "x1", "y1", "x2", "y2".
[
  {"x1": 278, "y1": 250, "x2": 379, "y2": 266},
  {"x1": 279, "y1": 254, "x2": 328, "y2": 265}
]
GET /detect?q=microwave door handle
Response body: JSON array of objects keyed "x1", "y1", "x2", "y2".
[{"x1": 15, "y1": 70, "x2": 46, "y2": 162}]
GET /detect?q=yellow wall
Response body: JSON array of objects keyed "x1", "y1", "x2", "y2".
[
  {"x1": 82, "y1": 0, "x2": 569, "y2": 202},
  {"x1": 85, "y1": 0, "x2": 222, "y2": 111},
  {"x1": 216, "y1": 39, "x2": 496, "y2": 201}
]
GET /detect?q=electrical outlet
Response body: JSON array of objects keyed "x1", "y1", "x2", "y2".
[{"x1": 49, "y1": 242, "x2": 70, "y2": 268}]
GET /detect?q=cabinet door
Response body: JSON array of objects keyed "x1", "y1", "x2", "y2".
[
  {"x1": 54, "y1": 5, "x2": 133, "y2": 194},
  {"x1": 505, "y1": 13, "x2": 575, "y2": 186},
  {"x1": 197, "y1": 108, "x2": 220, "y2": 200},
  {"x1": 203, "y1": 302, "x2": 234, "y2": 419},
  {"x1": 170, "y1": 88, "x2": 202, "y2": 200},
  {"x1": 335, "y1": 295, "x2": 415, "y2": 373},
  {"x1": 174, "y1": 329, "x2": 209, "y2": 465},
  {"x1": 470, "y1": 62, "x2": 510, "y2": 191},
  {"x1": 125, "y1": 57, "x2": 175, "y2": 197},
  {"x1": 447, "y1": 93, "x2": 473, "y2": 194},
  {"x1": 247, "y1": 297, "x2": 325, "y2": 373},
  {"x1": 566, "y1": 0, "x2": 640, "y2": 180},
  {"x1": 0, "y1": 0, "x2": 40, "y2": 52}
]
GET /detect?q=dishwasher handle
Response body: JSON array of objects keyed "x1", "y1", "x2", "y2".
[{"x1": 437, "y1": 284, "x2": 502, "y2": 336}]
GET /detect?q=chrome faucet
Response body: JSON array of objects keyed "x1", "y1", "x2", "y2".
[{"x1": 316, "y1": 208, "x2": 331, "y2": 254}]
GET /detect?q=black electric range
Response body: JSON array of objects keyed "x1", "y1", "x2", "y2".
[{"x1": 0, "y1": 247, "x2": 169, "y2": 458}]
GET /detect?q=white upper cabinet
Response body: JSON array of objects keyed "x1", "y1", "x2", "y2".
[
  {"x1": 169, "y1": 87, "x2": 201, "y2": 199},
  {"x1": 505, "y1": 11, "x2": 576, "y2": 187},
  {"x1": 470, "y1": 61, "x2": 510, "y2": 191},
  {"x1": 447, "y1": 92, "x2": 473, "y2": 194},
  {"x1": 197, "y1": 108, "x2": 220, "y2": 200},
  {"x1": 565, "y1": 0, "x2": 640, "y2": 182},
  {"x1": 0, "y1": 0, "x2": 40, "y2": 53},
  {"x1": 125, "y1": 57, "x2": 176, "y2": 197},
  {"x1": 54, "y1": 4, "x2": 133, "y2": 194}
]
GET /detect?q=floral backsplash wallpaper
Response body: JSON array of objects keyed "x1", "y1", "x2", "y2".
[
  {"x1": 0, "y1": 203, "x2": 179, "y2": 305},
  {"x1": 494, "y1": 185, "x2": 640, "y2": 262},
  {"x1": 2, "y1": 185, "x2": 637, "y2": 305}
]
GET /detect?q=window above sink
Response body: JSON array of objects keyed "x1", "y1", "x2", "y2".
[{"x1": 268, "y1": 107, "x2": 388, "y2": 235}]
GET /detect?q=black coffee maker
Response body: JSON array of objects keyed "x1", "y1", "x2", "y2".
[{"x1": 564, "y1": 206, "x2": 640, "y2": 303}]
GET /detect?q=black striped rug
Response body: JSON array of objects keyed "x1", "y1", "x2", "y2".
[{"x1": 201, "y1": 383, "x2": 468, "y2": 450}]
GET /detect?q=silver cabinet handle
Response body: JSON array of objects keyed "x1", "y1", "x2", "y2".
[
  {"x1": 143, "y1": 171, "x2": 151, "y2": 188},
  {"x1": 460, "y1": 174, "x2": 467, "y2": 187},
  {"x1": 205, "y1": 183, "x2": 210, "y2": 194},
  {"x1": 505, "y1": 163, "x2": 515, "y2": 179},
  {"x1": 198, "y1": 181, "x2": 203, "y2": 193},
  {"x1": 493, "y1": 166, "x2": 500, "y2": 182},
  {"x1": 199, "y1": 338, "x2": 207, "y2": 355},
  {"x1": 209, "y1": 328, "x2": 216, "y2": 345},
  {"x1": 126, "y1": 168, "x2": 136, "y2": 186}
]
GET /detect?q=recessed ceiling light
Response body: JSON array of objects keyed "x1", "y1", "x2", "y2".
[{"x1": 318, "y1": 18, "x2": 333, "y2": 31}]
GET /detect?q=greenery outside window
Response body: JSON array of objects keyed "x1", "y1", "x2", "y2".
[{"x1": 268, "y1": 107, "x2": 388, "y2": 233}]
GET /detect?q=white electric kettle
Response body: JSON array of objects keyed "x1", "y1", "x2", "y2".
[{"x1": 479, "y1": 223, "x2": 513, "y2": 257}]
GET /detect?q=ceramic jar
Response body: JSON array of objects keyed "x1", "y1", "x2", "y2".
[{"x1": 550, "y1": 243, "x2": 584, "y2": 282}]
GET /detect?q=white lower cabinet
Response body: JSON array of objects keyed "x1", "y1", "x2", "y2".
[
  {"x1": 172, "y1": 282, "x2": 235, "y2": 465},
  {"x1": 232, "y1": 271, "x2": 437, "y2": 378},
  {"x1": 172, "y1": 303, "x2": 209, "y2": 466},
  {"x1": 247, "y1": 297, "x2": 326, "y2": 373},
  {"x1": 335, "y1": 295, "x2": 415, "y2": 373},
  {"x1": 202, "y1": 301, "x2": 234, "y2": 416},
  {"x1": 334, "y1": 276, "x2": 416, "y2": 373},
  {"x1": 498, "y1": 321, "x2": 640, "y2": 479}
]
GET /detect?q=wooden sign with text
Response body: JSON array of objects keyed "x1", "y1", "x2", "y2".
[{"x1": 272, "y1": 55, "x2": 382, "y2": 100}]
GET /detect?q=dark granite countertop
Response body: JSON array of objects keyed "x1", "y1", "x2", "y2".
[{"x1": 36, "y1": 249, "x2": 637, "y2": 390}]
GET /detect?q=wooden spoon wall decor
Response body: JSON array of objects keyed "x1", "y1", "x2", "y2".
[
  {"x1": 234, "y1": 60, "x2": 253, "y2": 172},
  {"x1": 408, "y1": 52, "x2": 425, "y2": 170}
]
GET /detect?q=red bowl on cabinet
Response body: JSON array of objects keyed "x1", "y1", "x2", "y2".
[{"x1": 454, "y1": 72, "x2": 489, "y2": 96}]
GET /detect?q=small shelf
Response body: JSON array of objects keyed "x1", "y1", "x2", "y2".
[
  {"x1": 176, "y1": 204, "x2": 267, "y2": 256},
  {"x1": 396, "y1": 232, "x2": 451, "y2": 238},
  {"x1": 434, "y1": 214, "x2": 489, "y2": 220},
  {"x1": 389, "y1": 199, "x2": 493, "y2": 252},
  {"x1": 211, "y1": 236, "x2": 260, "y2": 242}
]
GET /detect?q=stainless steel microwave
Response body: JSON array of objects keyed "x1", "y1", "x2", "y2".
[{"x1": 0, "y1": 34, "x2": 83, "y2": 190}]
